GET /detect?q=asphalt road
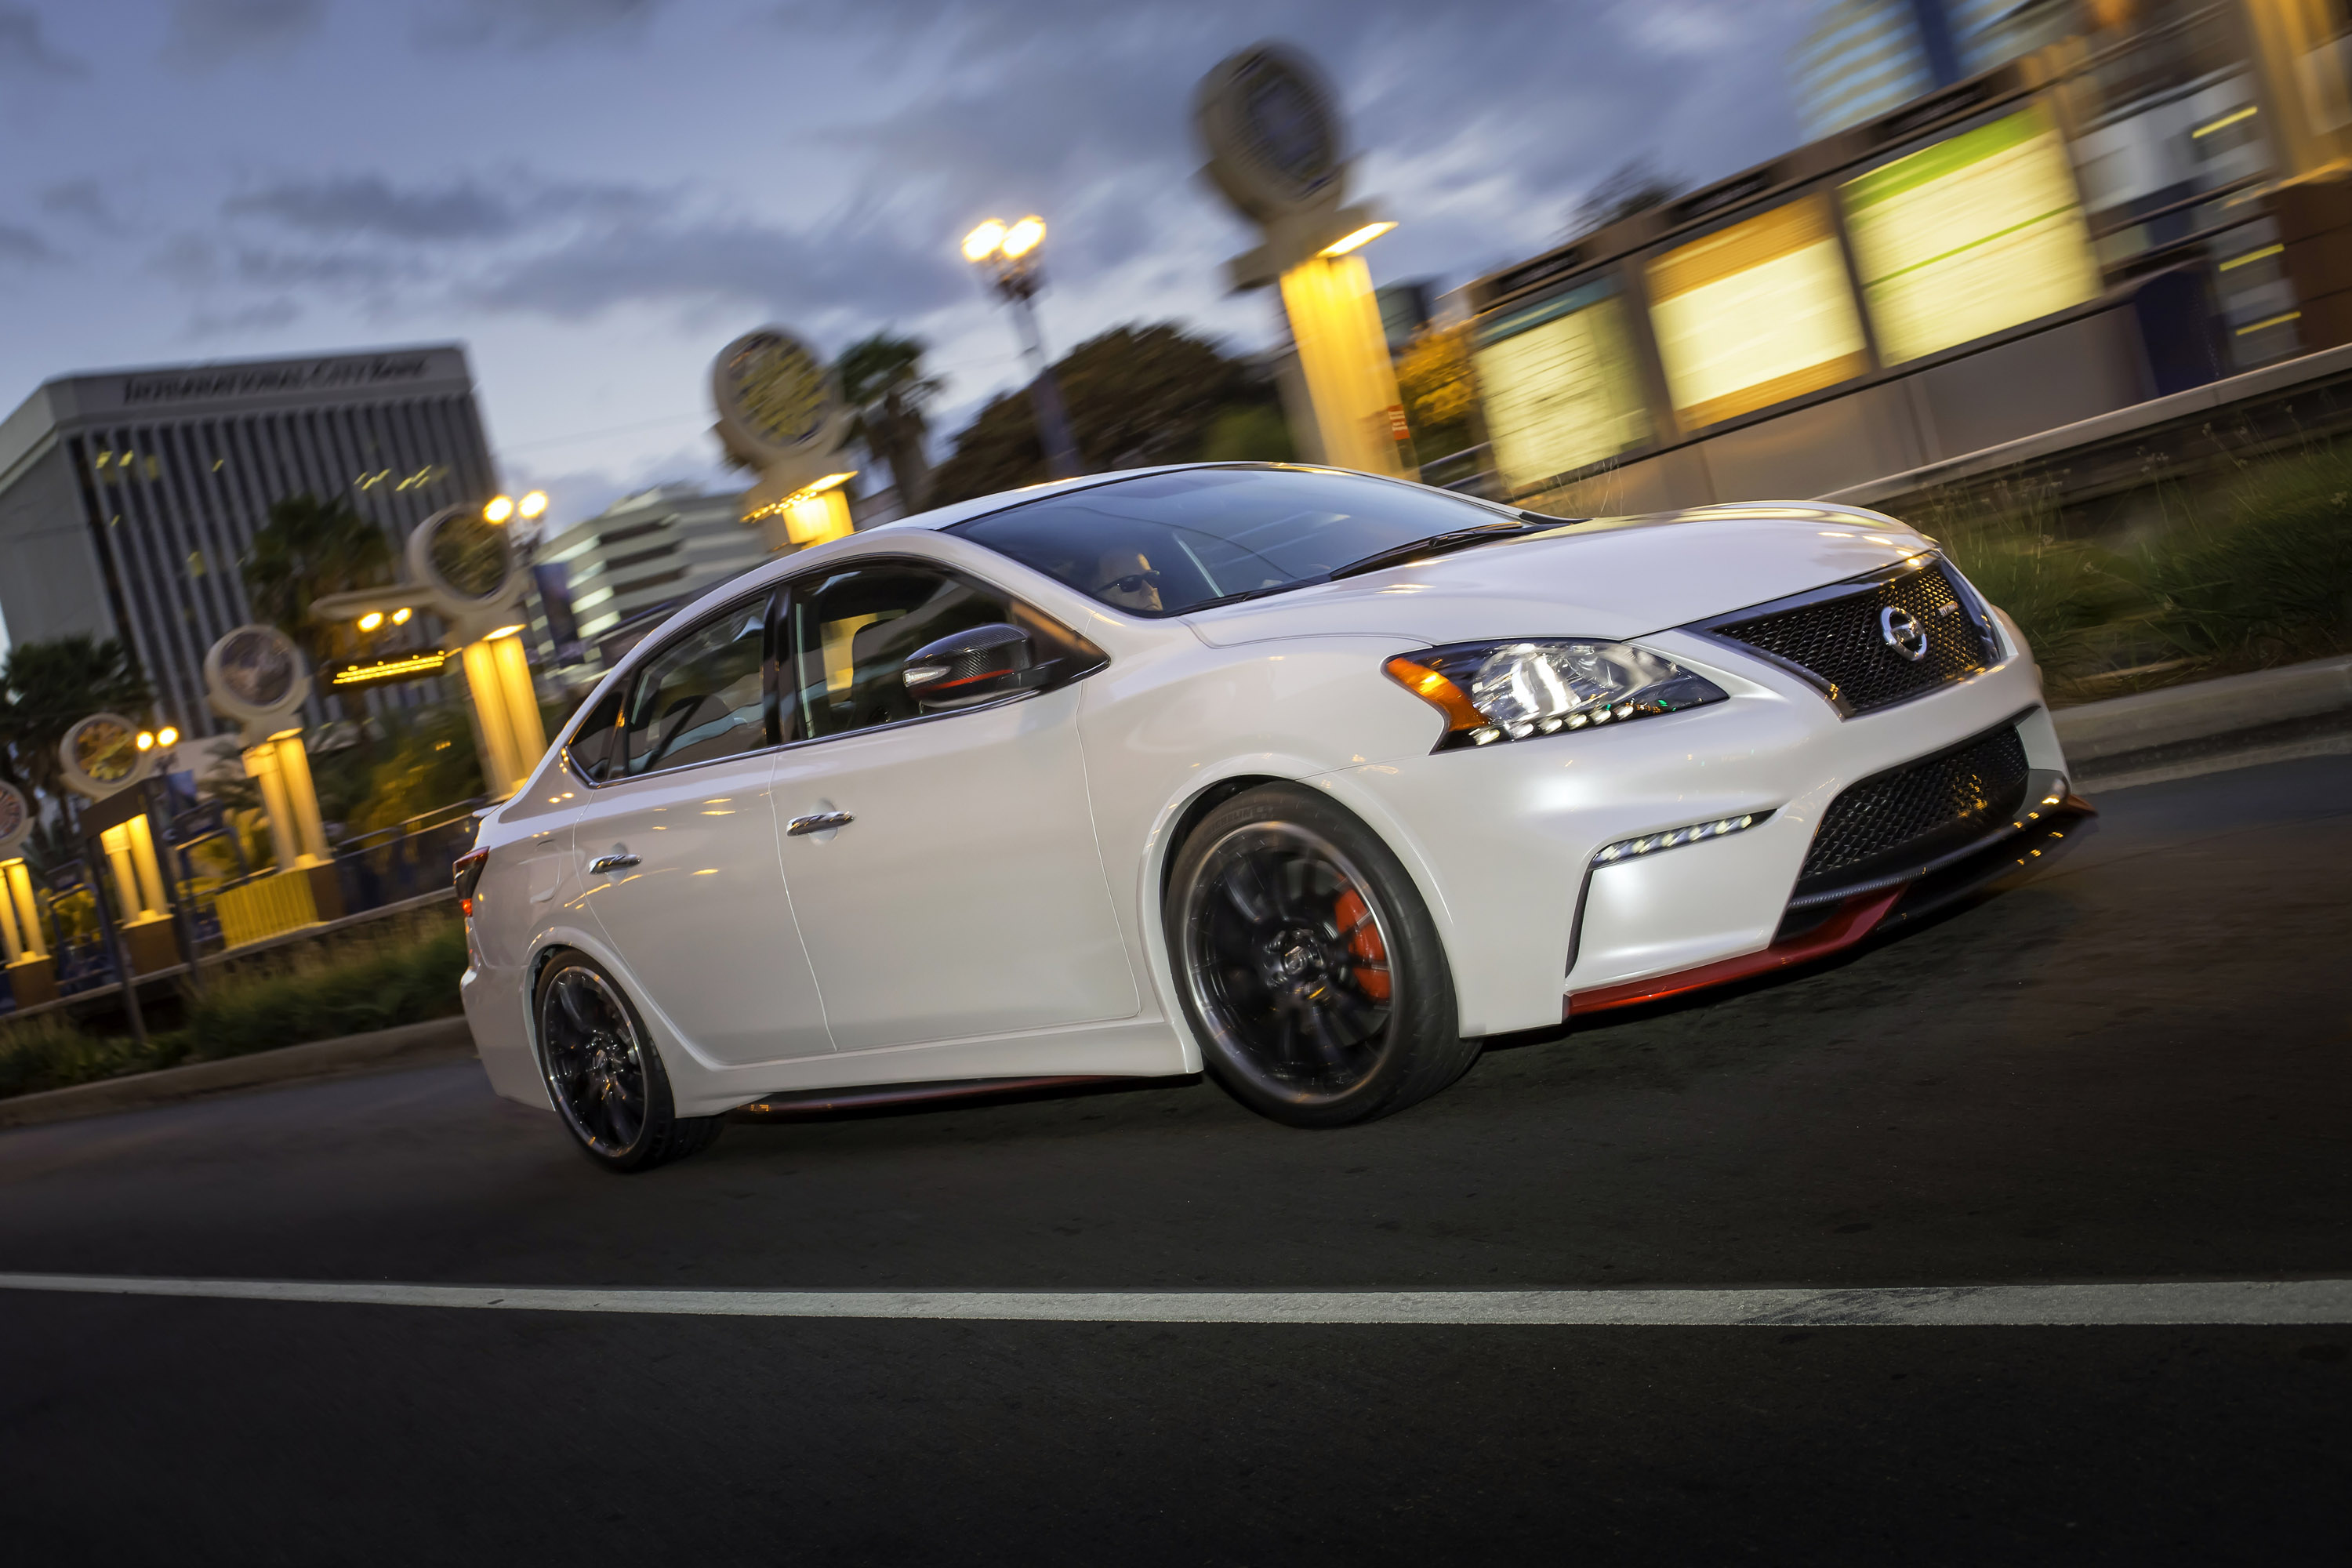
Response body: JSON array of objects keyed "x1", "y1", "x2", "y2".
[{"x1": 2, "y1": 754, "x2": 2347, "y2": 1564}]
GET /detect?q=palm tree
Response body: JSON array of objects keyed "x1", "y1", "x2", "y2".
[
  {"x1": 836, "y1": 332, "x2": 943, "y2": 515},
  {"x1": 0, "y1": 633, "x2": 154, "y2": 828},
  {"x1": 241, "y1": 492, "x2": 395, "y2": 673}
]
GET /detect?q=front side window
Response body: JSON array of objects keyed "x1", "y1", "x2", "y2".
[
  {"x1": 948, "y1": 465, "x2": 1516, "y2": 616},
  {"x1": 616, "y1": 593, "x2": 772, "y2": 776},
  {"x1": 784, "y1": 562, "x2": 1011, "y2": 740},
  {"x1": 564, "y1": 685, "x2": 628, "y2": 782}
]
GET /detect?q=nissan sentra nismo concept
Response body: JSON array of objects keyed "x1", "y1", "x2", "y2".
[{"x1": 456, "y1": 464, "x2": 2092, "y2": 1171}]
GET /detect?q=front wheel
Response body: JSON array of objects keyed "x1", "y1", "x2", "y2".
[
  {"x1": 535, "y1": 953, "x2": 724, "y2": 1173},
  {"x1": 1165, "y1": 784, "x2": 1477, "y2": 1127}
]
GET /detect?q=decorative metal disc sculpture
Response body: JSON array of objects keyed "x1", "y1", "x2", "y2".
[
  {"x1": 711, "y1": 327, "x2": 856, "y2": 547},
  {"x1": 406, "y1": 503, "x2": 528, "y2": 641},
  {"x1": 0, "y1": 781, "x2": 29, "y2": 858},
  {"x1": 59, "y1": 713, "x2": 153, "y2": 800},
  {"x1": 1195, "y1": 41, "x2": 1382, "y2": 286},
  {"x1": 205, "y1": 623, "x2": 314, "y2": 743}
]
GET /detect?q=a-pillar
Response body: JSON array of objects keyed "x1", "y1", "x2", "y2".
[
  {"x1": 0, "y1": 857, "x2": 56, "y2": 1008},
  {"x1": 462, "y1": 631, "x2": 547, "y2": 800},
  {"x1": 1277, "y1": 252, "x2": 1410, "y2": 477}
]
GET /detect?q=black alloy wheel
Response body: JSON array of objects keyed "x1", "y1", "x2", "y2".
[
  {"x1": 534, "y1": 953, "x2": 724, "y2": 1173},
  {"x1": 1167, "y1": 783, "x2": 1477, "y2": 1127}
]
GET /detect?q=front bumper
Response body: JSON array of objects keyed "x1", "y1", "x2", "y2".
[
  {"x1": 1566, "y1": 775, "x2": 2095, "y2": 1015},
  {"x1": 1319, "y1": 624, "x2": 2069, "y2": 1036}
]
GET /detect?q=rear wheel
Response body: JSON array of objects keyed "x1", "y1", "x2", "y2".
[
  {"x1": 535, "y1": 953, "x2": 724, "y2": 1173},
  {"x1": 1165, "y1": 784, "x2": 1477, "y2": 1127}
]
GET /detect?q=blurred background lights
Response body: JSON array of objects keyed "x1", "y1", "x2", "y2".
[
  {"x1": 1001, "y1": 216, "x2": 1046, "y2": 260},
  {"x1": 518, "y1": 490, "x2": 548, "y2": 521},
  {"x1": 962, "y1": 220, "x2": 1008, "y2": 262},
  {"x1": 483, "y1": 495, "x2": 516, "y2": 524}
]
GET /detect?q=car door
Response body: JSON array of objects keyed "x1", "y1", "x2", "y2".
[
  {"x1": 574, "y1": 587, "x2": 834, "y2": 1066},
  {"x1": 770, "y1": 556, "x2": 1139, "y2": 1053}
]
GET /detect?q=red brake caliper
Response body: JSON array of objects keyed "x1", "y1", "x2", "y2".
[{"x1": 1333, "y1": 888, "x2": 1390, "y2": 1001}]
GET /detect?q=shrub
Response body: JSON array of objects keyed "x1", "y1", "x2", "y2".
[{"x1": 0, "y1": 917, "x2": 470, "y2": 1100}]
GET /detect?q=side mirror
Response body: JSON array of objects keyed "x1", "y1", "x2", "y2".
[{"x1": 902, "y1": 623, "x2": 1051, "y2": 712}]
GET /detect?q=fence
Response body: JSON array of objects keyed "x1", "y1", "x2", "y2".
[{"x1": 2, "y1": 793, "x2": 485, "y2": 1010}]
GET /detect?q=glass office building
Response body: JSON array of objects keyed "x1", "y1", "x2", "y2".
[{"x1": 0, "y1": 344, "x2": 496, "y2": 735}]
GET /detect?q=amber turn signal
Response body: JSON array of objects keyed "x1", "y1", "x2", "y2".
[{"x1": 1384, "y1": 655, "x2": 1486, "y2": 733}]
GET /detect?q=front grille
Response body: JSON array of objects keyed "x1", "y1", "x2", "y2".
[
  {"x1": 1705, "y1": 557, "x2": 1995, "y2": 716},
  {"x1": 1799, "y1": 723, "x2": 2031, "y2": 887}
]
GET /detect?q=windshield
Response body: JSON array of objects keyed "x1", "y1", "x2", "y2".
[{"x1": 946, "y1": 466, "x2": 1517, "y2": 616}]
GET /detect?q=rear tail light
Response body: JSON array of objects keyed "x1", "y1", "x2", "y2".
[{"x1": 454, "y1": 848, "x2": 489, "y2": 916}]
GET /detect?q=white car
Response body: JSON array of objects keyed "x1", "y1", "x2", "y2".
[{"x1": 457, "y1": 463, "x2": 2090, "y2": 1171}]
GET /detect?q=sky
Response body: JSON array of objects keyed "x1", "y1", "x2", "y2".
[{"x1": 0, "y1": 0, "x2": 1816, "y2": 529}]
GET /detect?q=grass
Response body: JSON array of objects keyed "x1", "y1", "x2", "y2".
[
  {"x1": 0, "y1": 920, "x2": 468, "y2": 1101},
  {"x1": 1915, "y1": 444, "x2": 2352, "y2": 702}
]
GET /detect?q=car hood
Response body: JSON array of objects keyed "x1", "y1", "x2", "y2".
[{"x1": 1181, "y1": 503, "x2": 1933, "y2": 648}]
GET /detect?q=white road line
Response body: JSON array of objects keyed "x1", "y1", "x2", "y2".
[{"x1": 1, "y1": 1273, "x2": 2348, "y2": 1326}]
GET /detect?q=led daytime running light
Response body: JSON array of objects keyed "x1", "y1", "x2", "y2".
[{"x1": 1595, "y1": 811, "x2": 1772, "y2": 865}]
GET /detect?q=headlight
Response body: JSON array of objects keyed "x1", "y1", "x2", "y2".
[{"x1": 1384, "y1": 640, "x2": 1727, "y2": 751}]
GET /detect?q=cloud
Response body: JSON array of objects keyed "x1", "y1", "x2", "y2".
[
  {"x1": 0, "y1": 223, "x2": 57, "y2": 264},
  {"x1": 0, "y1": 4, "x2": 89, "y2": 77},
  {"x1": 187, "y1": 297, "x2": 303, "y2": 338},
  {"x1": 460, "y1": 210, "x2": 965, "y2": 328},
  {"x1": 223, "y1": 171, "x2": 675, "y2": 242},
  {"x1": 164, "y1": 0, "x2": 326, "y2": 67},
  {"x1": 41, "y1": 179, "x2": 128, "y2": 234},
  {"x1": 413, "y1": 0, "x2": 673, "y2": 49}
]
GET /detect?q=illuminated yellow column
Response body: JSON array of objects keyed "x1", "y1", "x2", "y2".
[
  {"x1": 244, "y1": 742, "x2": 300, "y2": 871},
  {"x1": 785, "y1": 488, "x2": 854, "y2": 547},
  {"x1": 5, "y1": 861, "x2": 45, "y2": 960},
  {"x1": 125, "y1": 813, "x2": 168, "y2": 917},
  {"x1": 273, "y1": 735, "x2": 329, "y2": 862},
  {"x1": 1278, "y1": 253, "x2": 1408, "y2": 477},
  {"x1": 100, "y1": 824, "x2": 143, "y2": 920},
  {"x1": 0, "y1": 869, "x2": 22, "y2": 964},
  {"x1": 492, "y1": 633, "x2": 546, "y2": 768},
  {"x1": 463, "y1": 639, "x2": 526, "y2": 798}
]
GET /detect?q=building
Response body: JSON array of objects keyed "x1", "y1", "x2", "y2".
[
  {"x1": 529, "y1": 483, "x2": 763, "y2": 662},
  {"x1": 1794, "y1": 0, "x2": 2078, "y2": 137},
  {"x1": 0, "y1": 344, "x2": 496, "y2": 735}
]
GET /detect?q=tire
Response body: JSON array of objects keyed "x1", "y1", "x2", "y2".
[
  {"x1": 534, "y1": 952, "x2": 724, "y2": 1173},
  {"x1": 1164, "y1": 782, "x2": 1477, "y2": 1128}
]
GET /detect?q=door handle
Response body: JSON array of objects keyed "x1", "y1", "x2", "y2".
[
  {"x1": 587, "y1": 853, "x2": 641, "y2": 874},
  {"x1": 785, "y1": 811, "x2": 854, "y2": 837}
]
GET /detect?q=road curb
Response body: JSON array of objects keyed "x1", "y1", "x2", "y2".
[
  {"x1": 0, "y1": 1016, "x2": 477, "y2": 1132},
  {"x1": 2053, "y1": 653, "x2": 2352, "y2": 766}
]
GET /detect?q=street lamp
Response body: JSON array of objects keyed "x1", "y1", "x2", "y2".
[{"x1": 961, "y1": 215, "x2": 1083, "y2": 481}]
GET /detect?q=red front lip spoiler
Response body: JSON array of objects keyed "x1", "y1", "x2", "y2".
[
  {"x1": 1565, "y1": 791, "x2": 2096, "y2": 1018},
  {"x1": 1567, "y1": 887, "x2": 1906, "y2": 1016}
]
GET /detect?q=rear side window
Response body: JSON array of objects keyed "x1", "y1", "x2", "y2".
[{"x1": 616, "y1": 593, "x2": 773, "y2": 776}]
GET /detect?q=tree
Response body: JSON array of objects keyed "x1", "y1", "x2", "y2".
[
  {"x1": 1567, "y1": 158, "x2": 1686, "y2": 241},
  {"x1": 241, "y1": 493, "x2": 395, "y2": 674},
  {"x1": 0, "y1": 633, "x2": 153, "y2": 821},
  {"x1": 1395, "y1": 323, "x2": 1479, "y2": 461},
  {"x1": 930, "y1": 323, "x2": 1276, "y2": 505},
  {"x1": 836, "y1": 332, "x2": 943, "y2": 514}
]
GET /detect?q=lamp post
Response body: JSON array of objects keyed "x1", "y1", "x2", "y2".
[{"x1": 962, "y1": 216, "x2": 1084, "y2": 481}]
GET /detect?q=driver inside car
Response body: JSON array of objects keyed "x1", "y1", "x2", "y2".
[{"x1": 1091, "y1": 548, "x2": 1163, "y2": 613}]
